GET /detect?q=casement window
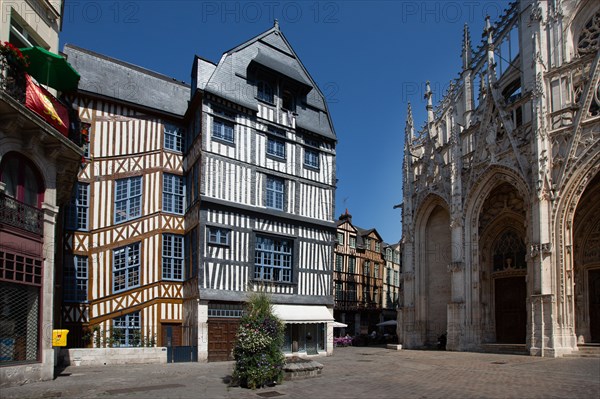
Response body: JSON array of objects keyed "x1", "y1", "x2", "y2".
[
  {"x1": 164, "y1": 123, "x2": 183, "y2": 152},
  {"x1": 267, "y1": 137, "x2": 286, "y2": 159},
  {"x1": 113, "y1": 242, "x2": 140, "y2": 293},
  {"x1": 335, "y1": 282, "x2": 343, "y2": 301},
  {"x1": 365, "y1": 238, "x2": 372, "y2": 250},
  {"x1": 162, "y1": 234, "x2": 184, "y2": 281},
  {"x1": 64, "y1": 255, "x2": 88, "y2": 302},
  {"x1": 348, "y1": 257, "x2": 356, "y2": 274},
  {"x1": 364, "y1": 261, "x2": 370, "y2": 277},
  {"x1": 265, "y1": 176, "x2": 284, "y2": 210},
  {"x1": 0, "y1": 152, "x2": 44, "y2": 208},
  {"x1": 212, "y1": 118, "x2": 234, "y2": 143},
  {"x1": 336, "y1": 232, "x2": 344, "y2": 245},
  {"x1": 254, "y1": 235, "x2": 292, "y2": 283},
  {"x1": 347, "y1": 282, "x2": 357, "y2": 301},
  {"x1": 114, "y1": 176, "x2": 142, "y2": 223},
  {"x1": 374, "y1": 263, "x2": 379, "y2": 279},
  {"x1": 375, "y1": 242, "x2": 381, "y2": 252},
  {"x1": 207, "y1": 226, "x2": 230, "y2": 246},
  {"x1": 349, "y1": 236, "x2": 356, "y2": 248},
  {"x1": 66, "y1": 183, "x2": 89, "y2": 230},
  {"x1": 112, "y1": 312, "x2": 141, "y2": 347},
  {"x1": 163, "y1": 174, "x2": 185, "y2": 214},
  {"x1": 304, "y1": 148, "x2": 319, "y2": 169},
  {"x1": 257, "y1": 80, "x2": 274, "y2": 103},
  {"x1": 335, "y1": 254, "x2": 343, "y2": 272}
]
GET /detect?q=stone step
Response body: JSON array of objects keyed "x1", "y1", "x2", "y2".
[
  {"x1": 564, "y1": 344, "x2": 600, "y2": 358},
  {"x1": 480, "y1": 344, "x2": 528, "y2": 356}
]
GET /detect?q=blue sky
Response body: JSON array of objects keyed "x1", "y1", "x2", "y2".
[{"x1": 60, "y1": 0, "x2": 510, "y2": 244}]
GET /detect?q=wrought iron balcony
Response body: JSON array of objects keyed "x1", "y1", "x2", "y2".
[{"x1": 0, "y1": 194, "x2": 43, "y2": 235}]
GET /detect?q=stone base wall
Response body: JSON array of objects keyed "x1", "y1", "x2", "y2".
[{"x1": 58, "y1": 347, "x2": 167, "y2": 367}]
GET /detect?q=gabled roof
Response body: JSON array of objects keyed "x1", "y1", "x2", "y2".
[{"x1": 194, "y1": 23, "x2": 336, "y2": 140}]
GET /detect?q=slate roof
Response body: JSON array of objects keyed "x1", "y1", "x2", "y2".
[
  {"x1": 63, "y1": 44, "x2": 190, "y2": 117},
  {"x1": 194, "y1": 24, "x2": 337, "y2": 141}
]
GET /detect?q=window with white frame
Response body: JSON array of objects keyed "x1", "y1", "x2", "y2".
[
  {"x1": 265, "y1": 176, "x2": 284, "y2": 210},
  {"x1": 375, "y1": 241, "x2": 381, "y2": 252},
  {"x1": 163, "y1": 174, "x2": 185, "y2": 214},
  {"x1": 162, "y1": 234, "x2": 184, "y2": 281},
  {"x1": 64, "y1": 255, "x2": 88, "y2": 302},
  {"x1": 114, "y1": 177, "x2": 142, "y2": 223},
  {"x1": 112, "y1": 312, "x2": 141, "y2": 347},
  {"x1": 207, "y1": 226, "x2": 230, "y2": 246},
  {"x1": 66, "y1": 183, "x2": 89, "y2": 230},
  {"x1": 254, "y1": 235, "x2": 292, "y2": 283},
  {"x1": 164, "y1": 123, "x2": 183, "y2": 152},
  {"x1": 212, "y1": 118, "x2": 234, "y2": 143},
  {"x1": 113, "y1": 242, "x2": 140, "y2": 292},
  {"x1": 304, "y1": 148, "x2": 319, "y2": 169},
  {"x1": 336, "y1": 232, "x2": 344, "y2": 245},
  {"x1": 267, "y1": 137, "x2": 286, "y2": 159}
]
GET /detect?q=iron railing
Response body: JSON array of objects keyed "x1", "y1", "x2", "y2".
[
  {"x1": 0, "y1": 194, "x2": 43, "y2": 235},
  {"x1": 0, "y1": 52, "x2": 86, "y2": 147}
]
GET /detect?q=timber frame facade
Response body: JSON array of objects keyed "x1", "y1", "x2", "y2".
[
  {"x1": 58, "y1": 45, "x2": 191, "y2": 349},
  {"x1": 186, "y1": 21, "x2": 337, "y2": 361},
  {"x1": 400, "y1": 0, "x2": 600, "y2": 356},
  {"x1": 334, "y1": 211, "x2": 391, "y2": 336}
]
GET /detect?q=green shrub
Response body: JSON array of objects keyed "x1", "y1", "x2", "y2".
[{"x1": 232, "y1": 292, "x2": 285, "y2": 389}]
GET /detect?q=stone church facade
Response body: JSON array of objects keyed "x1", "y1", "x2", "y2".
[{"x1": 399, "y1": 0, "x2": 599, "y2": 357}]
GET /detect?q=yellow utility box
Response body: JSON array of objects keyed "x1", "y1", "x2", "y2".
[{"x1": 52, "y1": 329, "x2": 68, "y2": 347}]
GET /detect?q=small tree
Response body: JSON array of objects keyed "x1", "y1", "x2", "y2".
[{"x1": 232, "y1": 291, "x2": 285, "y2": 389}]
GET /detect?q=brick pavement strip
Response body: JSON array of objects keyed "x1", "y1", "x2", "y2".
[{"x1": 1, "y1": 347, "x2": 598, "y2": 399}]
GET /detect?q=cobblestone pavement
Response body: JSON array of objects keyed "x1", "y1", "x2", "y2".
[{"x1": 2, "y1": 347, "x2": 599, "y2": 398}]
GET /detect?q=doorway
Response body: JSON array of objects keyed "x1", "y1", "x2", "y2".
[
  {"x1": 589, "y1": 269, "x2": 600, "y2": 342},
  {"x1": 495, "y1": 276, "x2": 526, "y2": 344}
]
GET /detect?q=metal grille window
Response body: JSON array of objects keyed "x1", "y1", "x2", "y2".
[
  {"x1": 163, "y1": 174, "x2": 185, "y2": 214},
  {"x1": 0, "y1": 250, "x2": 42, "y2": 285},
  {"x1": 66, "y1": 183, "x2": 89, "y2": 230},
  {"x1": 113, "y1": 243, "x2": 140, "y2": 293},
  {"x1": 208, "y1": 304, "x2": 244, "y2": 318},
  {"x1": 267, "y1": 137, "x2": 286, "y2": 159},
  {"x1": 207, "y1": 226, "x2": 230, "y2": 246},
  {"x1": 254, "y1": 235, "x2": 292, "y2": 283},
  {"x1": 164, "y1": 123, "x2": 183, "y2": 152},
  {"x1": 112, "y1": 312, "x2": 141, "y2": 347},
  {"x1": 212, "y1": 118, "x2": 234, "y2": 143},
  {"x1": 265, "y1": 176, "x2": 284, "y2": 210},
  {"x1": 64, "y1": 255, "x2": 88, "y2": 302},
  {"x1": 114, "y1": 176, "x2": 142, "y2": 223},
  {"x1": 162, "y1": 234, "x2": 184, "y2": 281},
  {"x1": 0, "y1": 282, "x2": 40, "y2": 363}
]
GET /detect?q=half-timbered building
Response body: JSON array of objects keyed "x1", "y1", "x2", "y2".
[
  {"x1": 400, "y1": 0, "x2": 600, "y2": 356},
  {"x1": 334, "y1": 211, "x2": 386, "y2": 336},
  {"x1": 382, "y1": 242, "x2": 402, "y2": 323},
  {"x1": 59, "y1": 45, "x2": 191, "y2": 350},
  {"x1": 186, "y1": 21, "x2": 337, "y2": 361},
  {"x1": 0, "y1": 0, "x2": 83, "y2": 386}
]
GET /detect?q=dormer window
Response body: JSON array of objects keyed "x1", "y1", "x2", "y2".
[
  {"x1": 257, "y1": 80, "x2": 274, "y2": 104},
  {"x1": 282, "y1": 89, "x2": 295, "y2": 111}
]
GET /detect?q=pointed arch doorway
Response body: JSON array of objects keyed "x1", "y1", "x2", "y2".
[{"x1": 492, "y1": 230, "x2": 527, "y2": 344}]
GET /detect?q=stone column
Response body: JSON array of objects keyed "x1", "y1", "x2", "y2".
[
  {"x1": 197, "y1": 300, "x2": 209, "y2": 362},
  {"x1": 41, "y1": 202, "x2": 59, "y2": 381}
]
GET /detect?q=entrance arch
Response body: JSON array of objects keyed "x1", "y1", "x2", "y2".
[{"x1": 573, "y1": 173, "x2": 600, "y2": 343}]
